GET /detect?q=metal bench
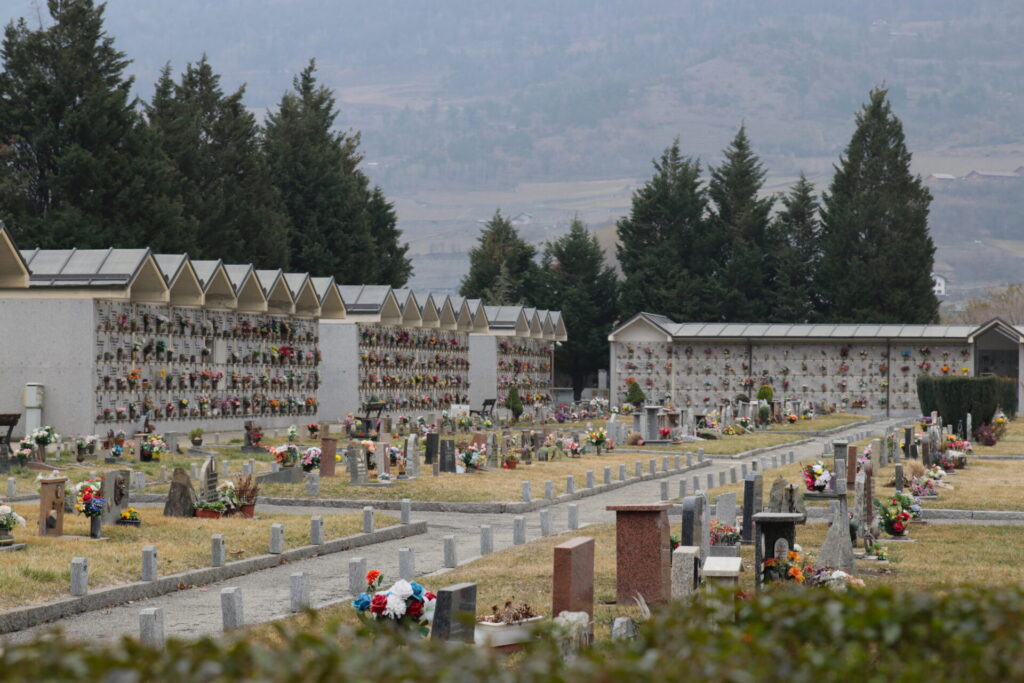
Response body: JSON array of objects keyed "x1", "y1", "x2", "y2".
[{"x1": 470, "y1": 399, "x2": 496, "y2": 420}]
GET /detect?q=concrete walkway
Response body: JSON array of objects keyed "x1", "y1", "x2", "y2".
[{"x1": 1, "y1": 418, "x2": 904, "y2": 646}]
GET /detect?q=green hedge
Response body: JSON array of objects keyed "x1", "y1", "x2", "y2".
[
  {"x1": 5, "y1": 587, "x2": 1024, "y2": 680},
  {"x1": 917, "y1": 376, "x2": 1001, "y2": 429},
  {"x1": 1000, "y1": 377, "x2": 1018, "y2": 418}
]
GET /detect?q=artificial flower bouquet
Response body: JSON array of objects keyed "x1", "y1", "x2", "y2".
[
  {"x1": 457, "y1": 444, "x2": 486, "y2": 471},
  {"x1": 74, "y1": 479, "x2": 105, "y2": 518},
  {"x1": 762, "y1": 550, "x2": 811, "y2": 584},
  {"x1": 273, "y1": 444, "x2": 299, "y2": 467},
  {"x1": 875, "y1": 492, "x2": 919, "y2": 536},
  {"x1": 709, "y1": 520, "x2": 742, "y2": 546},
  {"x1": 351, "y1": 570, "x2": 436, "y2": 636},
  {"x1": 910, "y1": 476, "x2": 937, "y2": 497},
  {"x1": 586, "y1": 428, "x2": 608, "y2": 450},
  {"x1": 0, "y1": 504, "x2": 27, "y2": 532},
  {"x1": 301, "y1": 446, "x2": 322, "y2": 472},
  {"x1": 802, "y1": 460, "x2": 833, "y2": 492},
  {"x1": 306, "y1": 423, "x2": 320, "y2": 438}
]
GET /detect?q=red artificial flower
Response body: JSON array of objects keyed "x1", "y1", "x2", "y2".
[
  {"x1": 892, "y1": 521, "x2": 905, "y2": 533},
  {"x1": 370, "y1": 594, "x2": 388, "y2": 615},
  {"x1": 366, "y1": 569, "x2": 381, "y2": 585},
  {"x1": 407, "y1": 599, "x2": 424, "y2": 618},
  {"x1": 82, "y1": 490, "x2": 93, "y2": 502},
  {"x1": 425, "y1": 592, "x2": 436, "y2": 601}
]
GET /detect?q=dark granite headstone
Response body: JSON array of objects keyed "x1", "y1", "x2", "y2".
[
  {"x1": 439, "y1": 439, "x2": 457, "y2": 473},
  {"x1": 431, "y1": 582, "x2": 477, "y2": 642},
  {"x1": 680, "y1": 496, "x2": 699, "y2": 546},
  {"x1": 741, "y1": 473, "x2": 763, "y2": 544},
  {"x1": 163, "y1": 468, "x2": 196, "y2": 517},
  {"x1": 424, "y1": 433, "x2": 439, "y2": 465}
]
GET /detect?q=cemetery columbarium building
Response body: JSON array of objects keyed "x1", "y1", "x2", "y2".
[
  {"x1": 0, "y1": 228, "x2": 566, "y2": 436},
  {"x1": 609, "y1": 312, "x2": 1024, "y2": 416}
]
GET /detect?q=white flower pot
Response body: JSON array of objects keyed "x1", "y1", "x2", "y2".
[{"x1": 474, "y1": 616, "x2": 543, "y2": 647}]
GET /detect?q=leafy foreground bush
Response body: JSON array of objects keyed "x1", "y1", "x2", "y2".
[{"x1": 3, "y1": 586, "x2": 1024, "y2": 682}]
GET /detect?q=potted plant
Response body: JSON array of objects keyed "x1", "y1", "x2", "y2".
[
  {"x1": 189, "y1": 427, "x2": 204, "y2": 448},
  {"x1": 503, "y1": 452, "x2": 519, "y2": 470},
  {"x1": 234, "y1": 475, "x2": 260, "y2": 518},
  {"x1": 195, "y1": 501, "x2": 226, "y2": 519},
  {"x1": 708, "y1": 520, "x2": 742, "y2": 557},
  {"x1": 117, "y1": 507, "x2": 142, "y2": 527},
  {"x1": 475, "y1": 600, "x2": 542, "y2": 647},
  {"x1": 0, "y1": 504, "x2": 27, "y2": 547},
  {"x1": 306, "y1": 423, "x2": 320, "y2": 439}
]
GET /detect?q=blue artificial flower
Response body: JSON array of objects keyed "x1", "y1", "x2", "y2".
[
  {"x1": 409, "y1": 582, "x2": 424, "y2": 601},
  {"x1": 351, "y1": 593, "x2": 371, "y2": 612}
]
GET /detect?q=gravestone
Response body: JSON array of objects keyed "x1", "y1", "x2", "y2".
[
  {"x1": 715, "y1": 492, "x2": 737, "y2": 527},
  {"x1": 767, "y1": 477, "x2": 805, "y2": 515},
  {"x1": 439, "y1": 440, "x2": 457, "y2": 473},
  {"x1": 406, "y1": 435, "x2": 420, "y2": 477},
  {"x1": 681, "y1": 496, "x2": 701, "y2": 547},
  {"x1": 671, "y1": 546, "x2": 701, "y2": 598},
  {"x1": 320, "y1": 437, "x2": 337, "y2": 477},
  {"x1": 241, "y1": 421, "x2": 264, "y2": 453},
  {"x1": 348, "y1": 447, "x2": 368, "y2": 485},
  {"x1": 163, "y1": 468, "x2": 196, "y2": 517},
  {"x1": 431, "y1": 582, "x2": 477, "y2": 643},
  {"x1": 894, "y1": 463, "x2": 904, "y2": 492},
  {"x1": 698, "y1": 491, "x2": 711, "y2": 560},
  {"x1": 846, "y1": 446, "x2": 858, "y2": 488},
  {"x1": 816, "y1": 495, "x2": 856, "y2": 574},
  {"x1": 552, "y1": 537, "x2": 595, "y2": 617},
  {"x1": 424, "y1": 433, "x2": 439, "y2": 465},
  {"x1": 37, "y1": 477, "x2": 67, "y2": 537},
  {"x1": 486, "y1": 433, "x2": 498, "y2": 468},
  {"x1": 100, "y1": 469, "x2": 131, "y2": 525},
  {"x1": 374, "y1": 443, "x2": 389, "y2": 478},
  {"x1": 199, "y1": 457, "x2": 219, "y2": 503},
  {"x1": 741, "y1": 474, "x2": 763, "y2": 544},
  {"x1": 606, "y1": 504, "x2": 672, "y2": 605}
]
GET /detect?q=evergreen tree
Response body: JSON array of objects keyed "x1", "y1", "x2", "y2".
[
  {"x1": 146, "y1": 57, "x2": 287, "y2": 266},
  {"x1": 616, "y1": 140, "x2": 709, "y2": 321},
  {"x1": 265, "y1": 61, "x2": 410, "y2": 284},
  {"x1": 817, "y1": 88, "x2": 938, "y2": 323},
  {"x1": 706, "y1": 126, "x2": 775, "y2": 321},
  {"x1": 539, "y1": 218, "x2": 619, "y2": 398},
  {"x1": 767, "y1": 175, "x2": 820, "y2": 322},
  {"x1": 459, "y1": 210, "x2": 539, "y2": 304},
  {"x1": 0, "y1": 0, "x2": 184, "y2": 249}
]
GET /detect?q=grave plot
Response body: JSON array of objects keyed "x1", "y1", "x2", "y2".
[
  {"x1": 767, "y1": 412, "x2": 868, "y2": 432},
  {"x1": 0, "y1": 503, "x2": 395, "y2": 610}
]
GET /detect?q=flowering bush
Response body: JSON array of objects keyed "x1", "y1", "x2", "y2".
[
  {"x1": 710, "y1": 520, "x2": 741, "y2": 546},
  {"x1": 0, "y1": 504, "x2": 27, "y2": 532},
  {"x1": 802, "y1": 461, "x2": 832, "y2": 492},
  {"x1": 351, "y1": 570, "x2": 436, "y2": 636},
  {"x1": 301, "y1": 446, "x2": 322, "y2": 472},
  {"x1": 875, "y1": 492, "x2": 919, "y2": 536},
  {"x1": 74, "y1": 480, "x2": 105, "y2": 518}
]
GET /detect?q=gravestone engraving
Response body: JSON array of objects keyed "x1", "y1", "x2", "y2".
[
  {"x1": 100, "y1": 469, "x2": 130, "y2": 524},
  {"x1": 199, "y1": 457, "x2": 219, "y2": 503}
]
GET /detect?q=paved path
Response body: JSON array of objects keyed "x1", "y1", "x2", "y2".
[{"x1": 1, "y1": 419, "x2": 903, "y2": 646}]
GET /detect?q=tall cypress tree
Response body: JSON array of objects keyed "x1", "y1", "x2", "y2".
[
  {"x1": 146, "y1": 57, "x2": 288, "y2": 267},
  {"x1": 767, "y1": 175, "x2": 821, "y2": 322},
  {"x1": 539, "y1": 218, "x2": 619, "y2": 398},
  {"x1": 706, "y1": 126, "x2": 775, "y2": 321},
  {"x1": 616, "y1": 140, "x2": 708, "y2": 321},
  {"x1": 817, "y1": 88, "x2": 938, "y2": 323},
  {"x1": 459, "y1": 210, "x2": 539, "y2": 304},
  {"x1": 0, "y1": 0, "x2": 184, "y2": 249}
]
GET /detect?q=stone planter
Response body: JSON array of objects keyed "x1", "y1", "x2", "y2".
[
  {"x1": 116, "y1": 519, "x2": 141, "y2": 527},
  {"x1": 474, "y1": 616, "x2": 543, "y2": 647}
]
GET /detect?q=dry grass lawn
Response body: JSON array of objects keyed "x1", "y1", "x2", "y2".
[
  {"x1": 769, "y1": 413, "x2": 868, "y2": 432},
  {"x1": 0, "y1": 505, "x2": 395, "y2": 609}
]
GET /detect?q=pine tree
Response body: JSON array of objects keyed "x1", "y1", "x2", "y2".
[
  {"x1": 0, "y1": 0, "x2": 185, "y2": 249},
  {"x1": 616, "y1": 140, "x2": 709, "y2": 321},
  {"x1": 817, "y1": 88, "x2": 938, "y2": 323},
  {"x1": 146, "y1": 57, "x2": 287, "y2": 267},
  {"x1": 539, "y1": 218, "x2": 619, "y2": 398},
  {"x1": 706, "y1": 126, "x2": 776, "y2": 321},
  {"x1": 459, "y1": 210, "x2": 540, "y2": 304},
  {"x1": 767, "y1": 175, "x2": 820, "y2": 322},
  {"x1": 265, "y1": 60, "x2": 410, "y2": 284}
]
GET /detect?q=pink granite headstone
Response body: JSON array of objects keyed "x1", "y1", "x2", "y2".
[
  {"x1": 552, "y1": 537, "x2": 595, "y2": 617},
  {"x1": 606, "y1": 503, "x2": 672, "y2": 605}
]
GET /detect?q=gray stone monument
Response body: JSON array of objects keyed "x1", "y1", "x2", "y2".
[{"x1": 431, "y1": 583, "x2": 477, "y2": 643}]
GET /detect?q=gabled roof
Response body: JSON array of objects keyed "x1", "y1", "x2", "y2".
[
  {"x1": 968, "y1": 317, "x2": 1024, "y2": 344},
  {"x1": 540, "y1": 310, "x2": 555, "y2": 340},
  {"x1": 550, "y1": 310, "x2": 567, "y2": 341},
  {"x1": 337, "y1": 285, "x2": 392, "y2": 313},
  {"x1": 190, "y1": 259, "x2": 237, "y2": 308},
  {"x1": 310, "y1": 276, "x2": 346, "y2": 319},
  {"x1": 284, "y1": 273, "x2": 320, "y2": 317},
  {"x1": 417, "y1": 291, "x2": 441, "y2": 328},
  {"x1": 254, "y1": 269, "x2": 294, "y2": 314},
  {"x1": 20, "y1": 247, "x2": 168, "y2": 302},
  {"x1": 223, "y1": 264, "x2": 267, "y2": 312},
  {"x1": 154, "y1": 254, "x2": 204, "y2": 306},
  {"x1": 0, "y1": 226, "x2": 30, "y2": 289},
  {"x1": 465, "y1": 298, "x2": 489, "y2": 332},
  {"x1": 434, "y1": 293, "x2": 458, "y2": 330},
  {"x1": 607, "y1": 312, "x2": 673, "y2": 342}
]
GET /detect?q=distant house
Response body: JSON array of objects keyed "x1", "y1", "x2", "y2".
[
  {"x1": 510, "y1": 212, "x2": 533, "y2": 227},
  {"x1": 932, "y1": 273, "x2": 947, "y2": 298},
  {"x1": 926, "y1": 173, "x2": 957, "y2": 183},
  {"x1": 962, "y1": 170, "x2": 1022, "y2": 182}
]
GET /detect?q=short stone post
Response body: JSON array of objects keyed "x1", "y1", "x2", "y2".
[
  {"x1": 348, "y1": 557, "x2": 367, "y2": 594},
  {"x1": 290, "y1": 572, "x2": 309, "y2": 611},
  {"x1": 398, "y1": 547, "x2": 415, "y2": 579},
  {"x1": 706, "y1": 473, "x2": 714, "y2": 490},
  {"x1": 634, "y1": 462, "x2": 643, "y2": 478},
  {"x1": 221, "y1": 587, "x2": 244, "y2": 631},
  {"x1": 211, "y1": 534, "x2": 226, "y2": 567},
  {"x1": 619, "y1": 464, "x2": 627, "y2": 482},
  {"x1": 310, "y1": 516, "x2": 324, "y2": 545},
  {"x1": 269, "y1": 524, "x2": 284, "y2": 554},
  {"x1": 141, "y1": 546, "x2": 158, "y2": 581},
  {"x1": 522, "y1": 481, "x2": 532, "y2": 502},
  {"x1": 698, "y1": 448, "x2": 705, "y2": 462},
  {"x1": 568, "y1": 503, "x2": 579, "y2": 530},
  {"x1": 686, "y1": 453, "x2": 693, "y2": 467},
  {"x1": 565, "y1": 474, "x2": 575, "y2": 495},
  {"x1": 363, "y1": 506, "x2": 374, "y2": 533},
  {"x1": 678, "y1": 480, "x2": 687, "y2": 499},
  {"x1": 603, "y1": 466, "x2": 612, "y2": 485},
  {"x1": 480, "y1": 525, "x2": 494, "y2": 555},
  {"x1": 586, "y1": 470, "x2": 594, "y2": 489},
  {"x1": 513, "y1": 516, "x2": 526, "y2": 545},
  {"x1": 443, "y1": 536, "x2": 458, "y2": 568},
  {"x1": 545, "y1": 480, "x2": 554, "y2": 501},
  {"x1": 139, "y1": 607, "x2": 165, "y2": 647},
  {"x1": 540, "y1": 508, "x2": 552, "y2": 536},
  {"x1": 401, "y1": 499, "x2": 412, "y2": 524},
  {"x1": 649, "y1": 459, "x2": 657, "y2": 475},
  {"x1": 660, "y1": 480, "x2": 669, "y2": 501},
  {"x1": 71, "y1": 557, "x2": 88, "y2": 596}
]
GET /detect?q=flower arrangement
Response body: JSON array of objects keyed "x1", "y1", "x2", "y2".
[
  {"x1": 586, "y1": 428, "x2": 608, "y2": 450},
  {"x1": 301, "y1": 446, "x2": 322, "y2": 472},
  {"x1": 0, "y1": 504, "x2": 27, "y2": 532},
  {"x1": 216, "y1": 481, "x2": 241, "y2": 510},
  {"x1": 805, "y1": 569, "x2": 865, "y2": 591},
  {"x1": 945, "y1": 435, "x2": 972, "y2": 454},
  {"x1": 273, "y1": 444, "x2": 299, "y2": 466},
  {"x1": 659, "y1": 427, "x2": 672, "y2": 439},
  {"x1": 287, "y1": 425, "x2": 298, "y2": 442},
  {"x1": 457, "y1": 444, "x2": 486, "y2": 471},
  {"x1": 307, "y1": 423, "x2": 320, "y2": 438},
  {"x1": 74, "y1": 480, "x2": 105, "y2": 518},
  {"x1": 710, "y1": 520, "x2": 741, "y2": 546},
  {"x1": 910, "y1": 477, "x2": 937, "y2": 497},
  {"x1": 351, "y1": 570, "x2": 436, "y2": 636},
  {"x1": 31, "y1": 426, "x2": 60, "y2": 445},
  {"x1": 762, "y1": 550, "x2": 810, "y2": 584},
  {"x1": 786, "y1": 414, "x2": 798, "y2": 424},
  {"x1": 875, "y1": 492, "x2": 919, "y2": 536},
  {"x1": 119, "y1": 507, "x2": 141, "y2": 522},
  {"x1": 802, "y1": 460, "x2": 833, "y2": 492}
]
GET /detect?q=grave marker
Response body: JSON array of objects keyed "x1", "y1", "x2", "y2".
[
  {"x1": 606, "y1": 504, "x2": 672, "y2": 605},
  {"x1": 552, "y1": 537, "x2": 595, "y2": 617},
  {"x1": 431, "y1": 583, "x2": 477, "y2": 643}
]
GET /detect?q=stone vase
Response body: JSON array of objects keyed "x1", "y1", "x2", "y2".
[
  {"x1": 89, "y1": 516, "x2": 102, "y2": 539},
  {"x1": 0, "y1": 529, "x2": 13, "y2": 547}
]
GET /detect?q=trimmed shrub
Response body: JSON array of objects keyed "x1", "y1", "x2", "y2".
[
  {"x1": 5, "y1": 587, "x2": 1024, "y2": 680},
  {"x1": 624, "y1": 380, "x2": 646, "y2": 406},
  {"x1": 1000, "y1": 377, "x2": 1018, "y2": 418},
  {"x1": 755, "y1": 384, "x2": 774, "y2": 402},
  {"x1": 917, "y1": 376, "x2": 1001, "y2": 431},
  {"x1": 505, "y1": 386, "x2": 524, "y2": 422}
]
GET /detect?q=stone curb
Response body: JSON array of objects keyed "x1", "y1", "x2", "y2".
[
  {"x1": 0, "y1": 521, "x2": 427, "y2": 635},
  {"x1": 802, "y1": 506, "x2": 1024, "y2": 521},
  {"x1": 136, "y1": 460, "x2": 714, "y2": 514},
  {"x1": 703, "y1": 438, "x2": 814, "y2": 460}
]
